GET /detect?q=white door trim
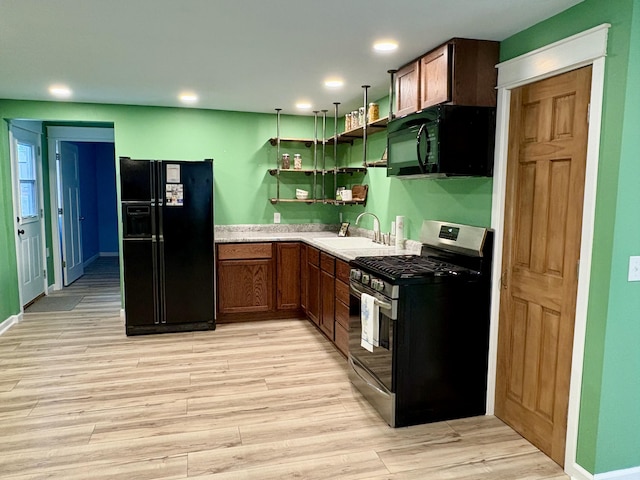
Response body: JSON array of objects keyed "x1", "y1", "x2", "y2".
[
  {"x1": 8, "y1": 121, "x2": 46, "y2": 309},
  {"x1": 485, "y1": 23, "x2": 610, "y2": 479},
  {"x1": 46, "y1": 126, "x2": 114, "y2": 291}
]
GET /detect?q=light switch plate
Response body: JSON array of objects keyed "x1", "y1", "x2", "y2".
[
  {"x1": 274, "y1": 212, "x2": 281, "y2": 224},
  {"x1": 629, "y1": 256, "x2": 640, "y2": 282}
]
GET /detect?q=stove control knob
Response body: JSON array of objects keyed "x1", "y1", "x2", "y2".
[
  {"x1": 361, "y1": 273, "x2": 370, "y2": 285},
  {"x1": 371, "y1": 278, "x2": 385, "y2": 292},
  {"x1": 350, "y1": 269, "x2": 362, "y2": 281}
]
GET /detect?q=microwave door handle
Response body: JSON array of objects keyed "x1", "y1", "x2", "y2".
[{"x1": 416, "y1": 123, "x2": 428, "y2": 174}]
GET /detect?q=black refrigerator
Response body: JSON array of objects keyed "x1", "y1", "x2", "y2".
[{"x1": 120, "y1": 157, "x2": 215, "y2": 335}]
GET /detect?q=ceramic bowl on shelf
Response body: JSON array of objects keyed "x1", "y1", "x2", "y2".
[{"x1": 295, "y1": 189, "x2": 309, "y2": 200}]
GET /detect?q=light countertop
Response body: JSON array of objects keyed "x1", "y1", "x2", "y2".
[{"x1": 215, "y1": 227, "x2": 420, "y2": 262}]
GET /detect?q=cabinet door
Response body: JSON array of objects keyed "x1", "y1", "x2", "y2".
[
  {"x1": 320, "y1": 269, "x2": 335, "y2": 340},
  {"x1": 307, "y1": 262, "x2": 320, "y2": 325},
  {"x1": 300, "y1": 244, "x2": 308, "y2": 312},
  {"x1": 395, "y1": 60, "x2": 420, "y2": 117},
  {"x1": 217, "y1": 259, "x2": 274, "y2": 314},
  {"x1": 420, "y1": 43, "x2": 451, "y2": 109},
  {"x1": 276, "y1": 242, "x2": 300, "y2": 310},
  {"x1": 449, "y1": 38, "x2": 499, "y2": 107}
]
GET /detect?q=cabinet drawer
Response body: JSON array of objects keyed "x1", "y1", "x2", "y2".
[
  {"x1": 308, "y1": 246, "x2": 320, "y2": 266},
  {"x1": 336, "y1": 259, "x2": 351, "y2": 283},
  {"x1": 320, "y1": 252, "x2": 335, "y2": 274},
  {"x1": 335, "y1": 298, "x2": 349, "y2": 329},
  {"x1": 218, "y1": 243, "x2": 272, "y2": 260},
  {"x1": 334, "y1": 322, "x2": 349, "y2": 356},
  {"x1": 335, "y1": 279, "x2": 350, "y2": 306}
]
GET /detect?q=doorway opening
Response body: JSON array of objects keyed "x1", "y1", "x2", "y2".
[{"x1": 46, "y1": 126, "x2": 116, "y2": 293}]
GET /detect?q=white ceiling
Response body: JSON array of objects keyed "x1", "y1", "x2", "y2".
[{"x1": 0, "y1": 0, "x2": 583, "y2": 116}]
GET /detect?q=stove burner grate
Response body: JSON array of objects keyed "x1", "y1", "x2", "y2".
[{"x1": 353, "y1": 255, "x2": 476, "y2": 279}]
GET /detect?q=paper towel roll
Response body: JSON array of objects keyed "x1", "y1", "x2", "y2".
[{"x1": 395, "y1": 215, "x2": 404, "y2": 248}]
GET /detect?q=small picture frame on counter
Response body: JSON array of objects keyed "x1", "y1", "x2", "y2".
[{"x1": 338, "y1": 222, "x2": 350, "y2": 237}]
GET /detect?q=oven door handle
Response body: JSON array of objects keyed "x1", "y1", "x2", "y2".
[{"x1": 350, "y1": 284, "x2": 392, "y2": 311}]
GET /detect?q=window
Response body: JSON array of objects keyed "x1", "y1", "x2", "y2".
[{"x1": 18, "y1": 141, "x2": 38, "y2": 218}]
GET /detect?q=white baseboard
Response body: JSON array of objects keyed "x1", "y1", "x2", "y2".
[
  {"x1": 594, "y1": 466, "x2": 640, "y2": 480},
  {"x1": 570, "y1": 463, "x2": 640, "y2": 480},
  {"x1": 571, "y1": 463, "x2": 594, "y2": 480},
  {"x1": 100, "y1": 252, "x2": 119, "y2": 257},
  {"x1": 0, "y1": 313, "x2": 23, "y2": 336}
]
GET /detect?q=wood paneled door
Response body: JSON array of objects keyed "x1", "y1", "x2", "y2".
[{"x1": 495, "y1": 66, "x2": 592, "y2": 466}]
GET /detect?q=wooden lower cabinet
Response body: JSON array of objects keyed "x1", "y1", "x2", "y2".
[
  {"x1": 276, "y1": 242, "x2": 300, "y2": 310},
  {"x1": 216, "y1": 242, "x2": 302, "y2": 322},
  {"x1": 334, "y1": 259, "x2": 351, "y2": 356},
  {"x1": 217, "y1": 243, "x2": 274, "y2": 316},
  {"x1": 306, "y1": 247, "x2": 321, "y2": 326},
  {"x1": 319, "y1": 253, "x2": 335, "y2": 339},
  {"x1": 300, "y1": 244, "x2": 308, "y2": 312},
  {"x1": 303, "y1": 250, "x2": 351, "y2": 357}
]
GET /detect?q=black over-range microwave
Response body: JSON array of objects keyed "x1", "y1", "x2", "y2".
[{"x1": 386, "y1": 105, "x2": 496, "y2": 178}]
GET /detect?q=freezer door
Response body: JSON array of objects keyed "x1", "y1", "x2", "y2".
[
  {"x1": 120, "y1": 157, "x2": 154, "y2": 202},
  {"x1": 158, "y1": 160, "x2": 214, "y2": 325}
]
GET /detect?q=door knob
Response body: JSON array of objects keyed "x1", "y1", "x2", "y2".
[
  {"x1": 17, "y1": 229, "x2": 25, "y2": 235},
  {"x1": 79, "y1": 216, "x2": 85, "y2": 221}
]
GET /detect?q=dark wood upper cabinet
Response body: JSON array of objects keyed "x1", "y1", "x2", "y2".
[
  {"x1": 396, "y1": 38, "x2": 499, "y2": 116},
  {"x1": 395, "y1": 60, "x2": 420, "y2": 118},
  {"x1": 420, "y1": 43, "x2": 451, "y2": 109}
]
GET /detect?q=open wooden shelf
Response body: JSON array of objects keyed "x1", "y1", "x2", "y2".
[
  {"x1": 268, "y1": 168, "x2": 315, "y2": 176},
  {"x1": 269, "y1": 198, "x2": 317, "y2": 205},
  {"x1": 327, "y1": 116, "x2": 389, "y2": 144},
  {"x1": 268, "y1": 137, "x2": 352, "y2": 147}
]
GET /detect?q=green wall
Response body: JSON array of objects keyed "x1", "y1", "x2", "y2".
[
  {"x1": 0, "y1": 101, "x2": 341, "y2": 321},
  {"x1": 0, "y1": 97, "x2": 492, "y2": 322},
  {"x1": 501, "y1": 0, "x2": 640, "y2": 474}
]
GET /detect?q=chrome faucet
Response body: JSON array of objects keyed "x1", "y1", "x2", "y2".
[{"x1": 355, "y1": 212, "x2": 382, "y2": 244}]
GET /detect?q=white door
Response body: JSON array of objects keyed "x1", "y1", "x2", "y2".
[
  {"x1": 59, "y1": 141, "x2": 84, "y2": 285},
  {"x1": 10, "y1": 126, "x2": 45, "y2": 306}
]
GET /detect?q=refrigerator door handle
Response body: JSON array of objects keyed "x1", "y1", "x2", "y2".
[
  {"x1": 159, "y1": 238, "x2": 167, "y2": 324},
  {"x1": 151, "y1": 237, "x2": 160, "y2": 325}
]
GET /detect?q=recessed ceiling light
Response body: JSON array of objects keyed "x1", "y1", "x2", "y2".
[
  {"x1": 49, "y1": 85, "x2": 72, "y2": 98},
  {"x1": 296, "y1": 102, "x2": 312, "y2": 110},
  {"x1": 324, "y1": 78, "x2": 344, "y2": 88},
  {"x1": 179, "y1": 92, "x2": 198, "y2": 104},
  {"x1": 373, "y1": 40, "x2": 399, "y2": 53}
]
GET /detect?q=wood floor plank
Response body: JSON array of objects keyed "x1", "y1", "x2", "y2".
[
  {"x1": 0, "y1": 257, "x2": 569, "y2": 479},
  {"x1": 188, "y1": 450, "x2": 389, "y2": 480},
  {"x1": 1, "y1": 455, "x2": 188, "y2": 480}
]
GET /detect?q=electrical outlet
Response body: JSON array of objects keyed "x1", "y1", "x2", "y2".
[
  {"x1": 629, "y1": 256, "x2": 640, "y2": 282},
  {"x1": 274, "y1": 212, "x2": 281, "y2": 224}
]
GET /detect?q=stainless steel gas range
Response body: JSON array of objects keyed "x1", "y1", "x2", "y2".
[{"x1": 348, "y1": 220, "x2": 493, "y2": 427}]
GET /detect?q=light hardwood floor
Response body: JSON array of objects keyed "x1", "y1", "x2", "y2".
[{"x1": 0, "y1": 257, "x2": 569, "y2": 479}]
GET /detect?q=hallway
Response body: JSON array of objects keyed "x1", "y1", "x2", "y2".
[{"x1": 26, "y1": 256, "x2": 120, "y2": 314}]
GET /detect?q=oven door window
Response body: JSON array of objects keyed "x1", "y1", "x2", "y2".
[{"x1": 348, "y1": 293, "x2": 394, "y2": 392}]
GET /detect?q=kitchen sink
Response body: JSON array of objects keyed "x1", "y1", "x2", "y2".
[{"x1": 312, "y1": 236, "x2": 394, "y2": 250}]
